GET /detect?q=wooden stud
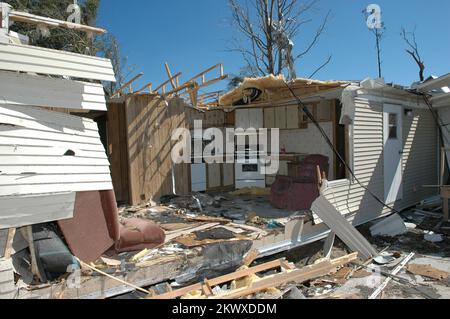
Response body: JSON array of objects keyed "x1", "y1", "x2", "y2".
[
  {"x1": 20, "y1": 226, "x2": 43, "y2": 282},
  {"x1": 3, "y1": 228, "x2": 15, "y2": 259},
  {"x1": 164, "y1": 63, "x2": 177, "y2": 90},
  {"x1": 154, "y1": 72, "x2": 183, "y2": 94}
]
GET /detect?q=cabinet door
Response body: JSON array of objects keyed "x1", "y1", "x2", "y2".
[
  {"x1": 222, "y1": 163, "x2": 234, "y2": 186},
  {"x1": 317, "y1": 100, "x2": 332, "y2": 122},
  {"x1": 235, "y1": 109, "x2": 249, "y2": 129},
  {"x1": 207, "y1": 164, "x2": 222, "y2": 189},
  {"x1": 275, "y1": 107, "x2": 287, "y2": 129},
  {"x1": 286, "y1": 105, "x2": 299, "y2": 129},
  {"x1": 264, "y1": 107, "x2": 275, "y2": 129},
  {"x1": 248, "y1": 108, "x2": 263, "y2": 129}
]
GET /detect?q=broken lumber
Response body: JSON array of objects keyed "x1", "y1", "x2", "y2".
[
  {"x1": 211, "y1": 253, "x2": 358, "y2": 299},
  {"x1": 311, "y1": 195, "x2": 377, "y2": 260},
  {"x1": 149, "y1": 258, "x2": 287, "y2": 299},
  {"x1": 164, "y1": 223, "x2": 220, "y2": 243},
  {"x1": 75, "y1": 257, "x2": 151, "y2": 295},
  {"x1": 3, "y1": 228, "x2": 15, "y2": 259},
  {"x1": 368, "y1": 252, "x2": 415, "y2": 299},
  {"x1": 242, "y1": 249, "x2": 259, "y2": 267}
]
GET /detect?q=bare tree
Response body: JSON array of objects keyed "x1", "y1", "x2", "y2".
[
  {"x1": 363, "y1": 8, "x2": 385, "y2": 78},
  {"x1": 401, "y1": 27, "x2": 425, "y2": 82},
  {"x1": 228, "y1": 0, "x2": 331, "y2": 81},
  {"x1": 95, "y1": 34, "x2": 135, "y2": 95}
]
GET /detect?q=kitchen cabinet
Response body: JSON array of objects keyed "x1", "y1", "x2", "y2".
[
  {"x1": 236, "y1": 108, "x2": 263, "y2": 129},
  {"x1": 274, "y1": 107, "x2": 287, "y2": 129},
  {"x1": 286, "y1": 105, "x2": 299, "y2": 129}
]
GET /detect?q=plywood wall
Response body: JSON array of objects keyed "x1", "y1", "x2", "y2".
[
  {"x1": 107, "y1": 102, "x2": 129, "y2": 203},
  {"x1": 108, "y1": 95, "x2": 229, "y2": 205}
]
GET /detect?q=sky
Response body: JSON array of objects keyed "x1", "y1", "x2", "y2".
[{"x1": 97, "y1": 0, "x2": 450, "y2": 92}]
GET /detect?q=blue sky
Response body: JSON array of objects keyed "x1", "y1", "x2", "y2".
[{"x1": 98, "y1": 0, "x2": 450, "y2": 91}]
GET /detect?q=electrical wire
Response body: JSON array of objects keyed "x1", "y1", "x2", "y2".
[{"x1": 283, "y1": 81, "x2": 400, "y2": 215}]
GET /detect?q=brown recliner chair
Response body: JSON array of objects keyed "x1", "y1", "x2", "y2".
[
  {"x1": 58, "y1": 190, "x2": 165, "y2": 263},
  {"x1": 270, "y1": 155, "x2": 329, "y2": 211}
]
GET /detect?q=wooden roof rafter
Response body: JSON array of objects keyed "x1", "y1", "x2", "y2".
[
  {"x1": 133, "y1": 82, "x2": 153, "y2": 95},
  {"x1": 153, "y1": 71, "x2": 183, "y2": 96},
  {"x1": 110, "y1": 72, "x2": 144, "y2": 98},
  {"x1": 198, "y1": 90, "x2": 224, "y2": 108},
  {"x1": 175, "y1": 64, "x2": 228, "y2": 107}
]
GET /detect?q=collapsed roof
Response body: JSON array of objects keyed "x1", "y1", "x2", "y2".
[{"x1": 219, "y1": 74, "x2": 350, "y2": 108}]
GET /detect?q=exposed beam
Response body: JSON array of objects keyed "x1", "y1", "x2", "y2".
[
  {"x1": 134, "y1": 83, "x2": 153, "y2": 95},
  {"x1": 110, "y1": 72, "x2": 143, "y2": 98},
  {"x1": 164, "y1": 63, "x2": 177, "y2": 90},
  {"x1": 154, "y1": 72, "x2": 182, "y2": 94}
]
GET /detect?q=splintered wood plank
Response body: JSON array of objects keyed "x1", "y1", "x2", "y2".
[
  {"x1": 212, "y1": 253, "x2": 358, "y2": 299},
  {"x1": 149, "y1": 259, "x2": 284, "y2": 300},
  {"x1": 164, "y1": 223, "x2": 220, "y2": 243},
  {"x1": 243, "y1": 249, "x2": 260, "y2": 267}
]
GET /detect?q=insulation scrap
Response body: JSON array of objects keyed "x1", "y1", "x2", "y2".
[{"x1": 219, "y1": 74, "x2": 348, "y2": 107}]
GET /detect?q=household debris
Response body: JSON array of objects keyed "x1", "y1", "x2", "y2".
[
  {"x1": 370, "y1": 214, "x2": 408, "y2": 237},
  {"x1": 311, "y1": 195, "x2": 378, "y2": 260},
  {"x1": 149, "y1": 253, "x2": 358, "y2": 299},
  {"x1": 0, "y1": 258, "x2": 16, "y2": 299},
  {"x1": 0, "y1": 2, "x2": 449, "y2": 302},
  {"x1": 424, "y1": 231, "x2": 444, "y2": 243},
  {"x1": 369, "y1": 252, "x2": 416, "y2": 299},
  {"x1": 407, "y1": 264, "x2": 449, "y2": 281}
]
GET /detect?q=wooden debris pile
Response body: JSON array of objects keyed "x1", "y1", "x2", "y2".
[{"x1": 148, "y1": 253, "x2": 358, "y2": 300}]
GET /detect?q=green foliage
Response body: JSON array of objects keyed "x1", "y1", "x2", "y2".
[
  {"x1": 4, "y1": 0, "x2": 100, "y2": 54},
  {"x1": 4, "y1": 0, "x2": 131, "y2": 91}
]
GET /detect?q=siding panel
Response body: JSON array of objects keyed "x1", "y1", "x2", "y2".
[
  {"x1": 0, "y1": 42, "x2": 115, "y2": 82},
  {"x1": 316, "y1": 97, "x2": 437, "y2": 225},
  {"x1": 0, "y1": 71, "x2": 107, "y2": 111},
  {"x1": 0, "y1": 106, "x2": 112, "y2": 200}
]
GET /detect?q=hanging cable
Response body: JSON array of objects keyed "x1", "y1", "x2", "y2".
[{"x1": 283, "y1": 81, "x2": 400, "y2": 214}]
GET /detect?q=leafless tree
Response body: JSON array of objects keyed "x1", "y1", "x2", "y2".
[
  {"x1": 228, "y1": 0, "x2": 331, "y2": 80},
  {"x1": 401, "y1": 27, "x2": 425, "y2": 82},
  {"x1": 95, "y1": 34, "x2": 135, "y2": 95},
  {"x1": 363, "y1": 8, "x2": 385, "y2": 78}
]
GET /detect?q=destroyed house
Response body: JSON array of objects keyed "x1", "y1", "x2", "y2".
[
  {"x1": 0, "y1": 3, "x2": 448, "y2": 301},
  {"x1": 105, "y1": 74, "x2": 439, "y2": 255}
]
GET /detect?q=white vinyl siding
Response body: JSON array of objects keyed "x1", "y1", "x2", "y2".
[
  {"x1": 0, "y1": 104, "x2": 113, "y2": 198},
  {"x1": 0, "y1": 71, "x2": 107, "y2": 111},
  {"x1": 0, "y1": 42, "x2": 115, "y2": 82},
  {"x1": 315, "y1": 96, "x2": 438, "y2": 225}
]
